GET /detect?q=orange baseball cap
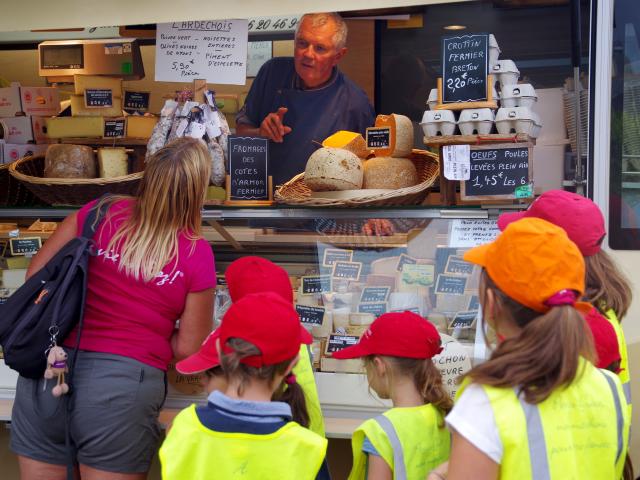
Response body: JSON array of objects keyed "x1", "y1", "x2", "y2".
[{"x1": 463, "y1": 217, "x2": 585, "y2": 313}]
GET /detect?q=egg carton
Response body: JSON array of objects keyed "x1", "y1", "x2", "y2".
[
  {"x1": 500, "y1": 83, "x2": 537, "y2": 108},
  {"x1": 420, "y1": 110, "x2": 456, "y2": 136},
  {"x1": 489, "y1": 34, "x2": 501, "y2": 69},
  {"x1": 491, "y1": 60, "x2": 520, "y2": 88},
  {"x1": 495, "y1": 107, "x2": 542, "y2": 138},
  {"x1": 427, "y1": 86, "x2": 499, "y2": 110},
  {"x1": 458, "y1": 108, "x2": 495, "y2": 135}
]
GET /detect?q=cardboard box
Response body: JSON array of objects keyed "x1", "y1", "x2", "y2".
[
  {"x1": 0, "y1": 116, "x2": 50, "y2": 144},
  {"x1": 0, "y1": 84, "x2": 60, "y2": 117},
  {"x1": 0, "y1": 142, "x2": 47, "y2": 164}
]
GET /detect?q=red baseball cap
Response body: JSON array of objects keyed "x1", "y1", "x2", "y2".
[
  {"x1": 332, "y1": 311, "x2": 443, "y2": 360},
  {"x1": 175, "y1": 330, "x2": 221, "y2": 374},
  {"x1": 219, "y1": 292, "x2": 312, "y2": 367},
  {"x1": 497, "y1": 190, "x2": 605, "y2": 256},
  {"x1": 578, "y1": 304, "x2": 621, "y2": 371},
  {"x1": 225, "y1": 256, "x2": 293, "y2": 303}
]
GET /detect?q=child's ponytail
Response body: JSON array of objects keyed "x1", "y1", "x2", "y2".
[
  {"x1": 273, "y1": 375, "x2": 310, "y2": 428},
  {"x1": 584, "y1": 250, "x2": 632, "y2": 320}
]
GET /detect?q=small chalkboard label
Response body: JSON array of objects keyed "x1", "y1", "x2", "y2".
[
  {"x1": 326, "y1": 334, "x2": 360, "y2": 354},
  {"x1": 468, "y1": 295, "x2": 480, "y2": 311},
  {"x1": 450, "y1": 310, "x2": 478, "y2": 329},
  {"x1": 360, "y1": 286, "x2": 391, "y2": 303},
  {"x1": 9, "y1": 237, "x2": 42, "y2": 256},
  {"x1": 123, "y1": 90, "x2": 150, "y2": 112},
  {"x1": 462, "y1": 145, "x2": 532, "y2": 200},
  {"x1": 85, "y1": 88, "x2": 113, "y2": 108},
  {"x1": 227, "y1": 136, "x2": 269, "y2": 201},
  {"x1": 103, "y1": 118, "x2": 126, "y2": 138},
  {"x1": 435, "y1": 275, "x2": 468, "y2": 295},
  {"x1": 323, "y1": 248, "x2": 353, "y2": 267},
  {"x1": 332, "y1": 261, "x2": 362, "y2": 281},
  {"x1": 441, "y1": 33, "x2": 489, "y2": 104},
  {"x1": 358, "y1": 302, "x2": 388, "y2": 317},
  {"x1": 216, "y1": 275, "x2": 227, "y2": 286},
  {"x1": 445, "y1": 256, "x2": 474, "y2": 275},
  {"x1": 396, "y1": 253, "x2": 417, "y2": 272},
  {"x1": 301, "y1": 275, "x2": 332, "y2": 294},
  {"x1": 366, "y1": 127, "x2": 391, "y2": 149},
  {"x1": 296, "y1": 305, "x2": 325, "y2": 326}
]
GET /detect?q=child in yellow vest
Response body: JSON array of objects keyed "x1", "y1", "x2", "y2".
[
  {"x1": 160, "y1": 292, "x2": 327, "y2": 480},
  {"x1": 333, "y1": 311, "x2": 451, "y2": 480},
  {"x1": 429, "y1": 218, "x2": 630, "y2": 480}
]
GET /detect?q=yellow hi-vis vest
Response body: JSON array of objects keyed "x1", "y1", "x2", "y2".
[
  {"x1": 159, "y1": 404, "x2": 327, "y2": 480},
  {"x1": 476, "y1": 359, "x2": 629, "y2": 480},
  {"x1": 295, "y1": 344, "x2": 325, "y2": 437},
  {"x1": 604, "y1": 308, "x2": 632, "y2": 410},
  {"x1": 348, "y1": 405, "x2": 451, "y2": 480}
]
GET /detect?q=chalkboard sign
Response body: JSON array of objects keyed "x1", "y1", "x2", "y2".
[
  {"x1": 123, "y1": 90, "x2": 150, "y2": 112},
  {"x1": 445, "y1": 256, "x2": 474, "y2": 275},
  {"x1": 226, "y1": 136, "x2": 272, "y2": 204},
  {"x1": 461, "y1": 144, "x2": 532, "y2": 200},
  {"x1": 323, "y1": 248, "x2": 353, "y2": 267},
  {"x1": 441, "y1": 33, "x2": 489, "y2": 104},
  {"x1": 85, "y1": 89, "x2": 113, "y2": 108},
  {"x1": 103, "y1": 118, "x2": 126, "y2": 138},
  {"x1": 301, "y1": 275, "x2": 332, "y2": 294},
  {"x1": 366, "y1": 127, "x2": 391, "y2": 149},
  {"x1": 332, "y1": 261, "x2": 362, "y2": 281},
  {"x1": 326, "y1": 334, "x2": 360, "y2": 354},
  {"x1": 396, "y1": 253, "x2": 417, "y2": 272},
  {"x1": 450, "y1": 311, "x2": 478, "y2": 329},
  {"x1": 296, "y1": 305, "x2": 325, "y2": 326},
  {"x1": 10, "y1": 237, "x2": 42, "y2": 256},
  {"x1": 435, "y1": 275, "x2": 468, "y2": 295},
  {"x1": 360, "y1": 286, "x2": 390, "y2": 303},
  {"x1": 358, "y1": 302, "x2": 388, "y2": 317}
]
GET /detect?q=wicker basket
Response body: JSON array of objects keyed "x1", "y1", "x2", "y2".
[
  {"x1": 275, "y1": 149, "x2": 440, "y2": 207},
  {"x1": 9, "y1": 155, "x2": 143, "y2": 206},
  {"x1": 0, "y1": 161, "x2": 46, "y2": 206}
]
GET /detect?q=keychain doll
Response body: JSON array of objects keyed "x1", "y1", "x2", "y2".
[{"x1": 44, "y1": 346, "x2": 69, "y2": 397}]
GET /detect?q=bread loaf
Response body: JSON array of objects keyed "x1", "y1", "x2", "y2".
[
  {"x1": 322, "y1": 131, "x2": 371, "y2": 158},
  {"x1": 304, "y1": 147, "x2": 363, "y2": 191},
  {"x1": 97, "y1": 148, "x2": 128, "y2": 178},
  {"x1": 44, "y1": 144, "x2": 96, "y2": 178},
  {"x1": 372, "y1": 113, "x2": 414, "y2": 157},
  {"x1": 364, "y1": 157, "x2": 418, "y2": 189}
]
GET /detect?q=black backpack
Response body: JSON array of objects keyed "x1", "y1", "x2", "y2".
[{"x1": 0, "y1": 200, "x2": 109, "y2": 379}]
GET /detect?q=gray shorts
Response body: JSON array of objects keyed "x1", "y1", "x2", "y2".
[{"x1": 10, "y1": 350, "x2": 166, "y2": 473}]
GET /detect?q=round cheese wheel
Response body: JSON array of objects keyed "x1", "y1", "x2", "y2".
[
  {"x1": 373, "y1": 113, "x2": 414, "y2": 158},
  {"x1": 304, "y1": 147, "x2": 364, "y2": 191},
  {"x1": 44, "y1": 144, "x2": 96, "y2": 179},
  {"x1": 363, "y1": 157, "x2": 419, "y2": 189}
]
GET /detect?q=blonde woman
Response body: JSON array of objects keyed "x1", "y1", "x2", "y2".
[{"x1": 11, "y1": 137, "x2": 216, "y2": 480}]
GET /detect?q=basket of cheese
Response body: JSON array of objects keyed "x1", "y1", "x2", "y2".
[
  {"x1": 9, "y1": 145, "x2": 142, "y2": 206},
  {"x1": 275, "y1": 114, "x2": 440, "y2": 207}
]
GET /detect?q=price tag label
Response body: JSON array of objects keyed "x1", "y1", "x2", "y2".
[
  {"x1": 296, "y1": 305, "x2": 325, "y2": 326},
  {"x1": 445, "y1": 255, "x2": 474, "y2": 275},
  {"x1": 366, "y1": 127, "x2": 391, "y2": 149},
  {"x1": 360, "y1": 286, "x2": 390, "y2": 303},
  {"x1": 435, "y1": 274, "x2": 468, "y2": 295},
  {"x1": 358, "y1": 302, "x2": 388, "y2": 317},
  {"x1": 326, "y1": 334, "x2": 360, "y2": 354},
  {"x1": 322, "y1": 248, "x2": 353, "y2": 268},
  {"x1": 450, "y1": 311, "x2": 478, "y2": 329},
  {"x1": 332, "y1": 261, "x2": 362, "y2": 281},
  {"x1": 103, "y1": 118, "x2": 126, "y2": 138},
  {"x1": 85, "y1": 89, "x2": 113, "y2": 108},
  {"x1": 301, "y1": 275, "x2": 332, "y2": 294},
  {"x1": 443, "y1": 145, "x2": 471, "y2": 181},
  {"x1": 396, "y1": 253, "x2": 417, "y2": 272},
  {"x1": 123, "y1": 90, "x2": 150, "y2": 112},
  {"x1": 9, "y1": 237, "x2": 42, "y2": 256}
]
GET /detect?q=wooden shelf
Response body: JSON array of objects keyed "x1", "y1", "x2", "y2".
[
  {"x1": 423, "y1": 133, "x2": 533, "y2": 147},
  {"x1": 60, "y1": 138, "x2": 149, "y2": 146}
]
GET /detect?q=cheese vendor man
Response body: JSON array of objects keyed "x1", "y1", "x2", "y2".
[{"x1": 236, "y1": 13, "x2": 375, "y2": 186}]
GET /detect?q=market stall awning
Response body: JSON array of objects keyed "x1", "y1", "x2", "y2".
[{"x1": 0, "y1": 0, "x2": 470, "y2": 33}]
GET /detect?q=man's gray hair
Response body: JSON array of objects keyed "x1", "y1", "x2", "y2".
[{"x1": 295, "y1": 13, "x2": 348, "y2": 50}]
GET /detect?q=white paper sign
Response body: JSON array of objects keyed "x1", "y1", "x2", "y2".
[
  {"x1": 247, "y1": 41, "x2": 272, "y2": 77},
  {"x1": 434, "y1": 333, "x2": 472, "y2": 399},
  {"x1": 449, "y1": 219, "x2": 500, "y2": 248},
  {"x1": 155, "y1": 20, "x2": 249, "y2": 84},
  {"x1": 443, "y1": 144, "x2": 471, "y2": 180}
]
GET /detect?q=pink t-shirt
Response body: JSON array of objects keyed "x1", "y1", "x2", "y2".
[{"x1": 63, "y1": 198, "x2": 216, "y2": 370}]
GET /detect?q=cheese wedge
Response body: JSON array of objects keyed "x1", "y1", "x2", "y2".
[
  {"x1": 74, "y1": 75, "x2": 122, "y2": 96},
  {"x1": 71, "y1": 94, "x2": 122, "y2": 117},
  {"x1": 126, "y1": 115, "x2": 158, "y2": 139},
  {"x1": 97, "y1": 148, "x2": 128, "y2": 178},
  {"x1": 372, "y1": 113, "x2": 414, "y2": 158},
  {"x1": 322, "y1": 131, "x2": 370, "y2": 159},
  {"x1": 45, "y1": 116, "x2": 104, "y2": 138}
]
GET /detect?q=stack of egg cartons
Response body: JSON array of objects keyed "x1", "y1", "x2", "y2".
[
  {"x1": 420, "y1": 35, "x2": 542, "y2": 139},
  {"x1": 0, "y1": 83, "x2": 57, "y2": 165}
]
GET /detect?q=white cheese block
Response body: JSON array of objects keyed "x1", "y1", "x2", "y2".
[
  {"x1": 304, "y1": 147, "x2": 364, "y2": 191},
  {"x1": 349, "y1": 312, "x2": 375, "y2": 326},
  {"x1": 364, "y1": 157, "x2": 419, "y2": 189},
  {"x1": 97, "y1": 148, "x2": 128, "y2": 178}
]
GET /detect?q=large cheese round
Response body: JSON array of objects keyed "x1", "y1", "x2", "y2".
[
  {"x1": 373, "y1": 113, "x2": 414, "y2": 158},
  {"x1": 364, "y1": 157, "x2": 419, "y2": 189},
  {"x1": 44, "y1": 144, "x2": 96, "y2": 179},
  {"x1": 304, "y1": 147, "x2": 363, "y2": 191}
]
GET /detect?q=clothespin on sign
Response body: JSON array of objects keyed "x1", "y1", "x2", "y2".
[{"x1": 193, "y1": 79, "x2": 207, "y2": 105}]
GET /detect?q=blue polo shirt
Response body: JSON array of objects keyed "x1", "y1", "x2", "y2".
[{"x1": 237, "y1": 57, "x2": 375, "y2": 186}]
